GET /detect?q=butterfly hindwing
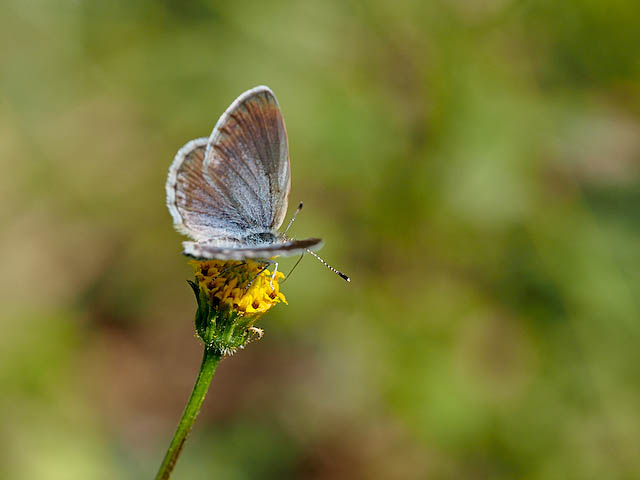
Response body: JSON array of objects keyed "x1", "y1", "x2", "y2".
[
  {"x1": 167, "y1": 137, "x2": 258, "y2": 240},
  {"x1": 182, "y1": 238, "x2": 323, "y2": 261}
]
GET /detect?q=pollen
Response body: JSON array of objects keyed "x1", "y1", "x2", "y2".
[{"x1": 190, "y1": 260, "x2": 287, "y2": 316}]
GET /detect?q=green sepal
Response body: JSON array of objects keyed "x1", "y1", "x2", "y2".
[
  {"x1": 188, "y1": 280, "x2": 209, "y2": 341},
  {"x1": 188, "y1": 279, "x2": 262, "y2": 356}
]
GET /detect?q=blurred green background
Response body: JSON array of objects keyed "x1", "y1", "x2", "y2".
[{"x1": 2, "y1": 0, "x2": 640, "y2": 478}]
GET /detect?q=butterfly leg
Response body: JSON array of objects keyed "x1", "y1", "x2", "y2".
[
  {"x1": 281, "y1": 253, "x2": 304, "y2": 284},
  {"x1": 270, "y1": 262, "x2": 279, "y2": 290},
  {"x1": 212, "y1": 261, "x2": 246, "y2": 281},
  {"x1": 244, "y1": 261, "x2": 272, "y2": 293}
]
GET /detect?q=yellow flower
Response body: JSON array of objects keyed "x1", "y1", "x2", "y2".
[
  {"x1": 188, "y1": 260, "x2": 287, "y2": 355},
  {"x1": 191, "y1": 260, "x2": 287, "y2": 316}
]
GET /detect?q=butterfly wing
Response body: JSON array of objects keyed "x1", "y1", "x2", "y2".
[
  {"x1": 166, "y1": 137, "x2": 253, "y2": 240},
  {"x1": 182, "y1": 238, "x2": 323, "y2": 261},
  {"x1": 166, "y1": 86, "x2": 290, "y2": 240},
  {"x1": 204, "y1": 85, "x2": 290, "y2": 234}
]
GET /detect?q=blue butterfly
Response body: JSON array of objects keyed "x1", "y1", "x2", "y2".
[{"x1": 166, "y1": 86, "x2": 349, "y2": 281}]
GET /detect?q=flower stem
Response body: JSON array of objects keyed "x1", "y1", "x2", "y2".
[{"x1": 155, "y1": 346, "x2": 222, "y2": 480}]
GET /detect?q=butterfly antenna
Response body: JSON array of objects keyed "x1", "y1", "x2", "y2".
[
  {"x1": 284, "y1": 201, "x2": 304, "y2": 235},
  {"x1": 305, "y1": 249, "x2": 351, "y2": 282}
]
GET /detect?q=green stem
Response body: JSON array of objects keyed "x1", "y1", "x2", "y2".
[{"x1": 155, "y1": 346, "x2": 222, "y2": 480}]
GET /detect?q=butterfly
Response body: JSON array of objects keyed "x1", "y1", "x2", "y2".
[{"x1": 166, "y1": 86, "x2": 326, "y2": 264}]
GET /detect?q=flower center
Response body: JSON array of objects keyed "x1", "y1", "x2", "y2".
[{"x1": 191, "y1": 260, "x2": 287, "y2": 316}]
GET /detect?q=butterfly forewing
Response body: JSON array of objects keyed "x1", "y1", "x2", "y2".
[{"x1": 204, "y1": 86, "x2": 290, "y2": 233}]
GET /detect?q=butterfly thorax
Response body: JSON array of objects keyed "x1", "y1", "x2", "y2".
[
  {"x1": 196, "y1": 231, "x2": 284, "y2": 250},
  {"x1": 241, "y1": 231, "x2": 280, "y2": 246}
]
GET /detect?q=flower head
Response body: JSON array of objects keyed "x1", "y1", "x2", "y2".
[
  {"x1": 188, "y1": 260, "x2": 286, "y2": 355},
  {"x1": 192, "y1": 260, "x2": 287, "y2": 315}
]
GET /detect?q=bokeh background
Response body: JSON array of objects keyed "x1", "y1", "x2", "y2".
[{"x1": 2, "y1": 1, "x2": 640, "y2": 478}]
